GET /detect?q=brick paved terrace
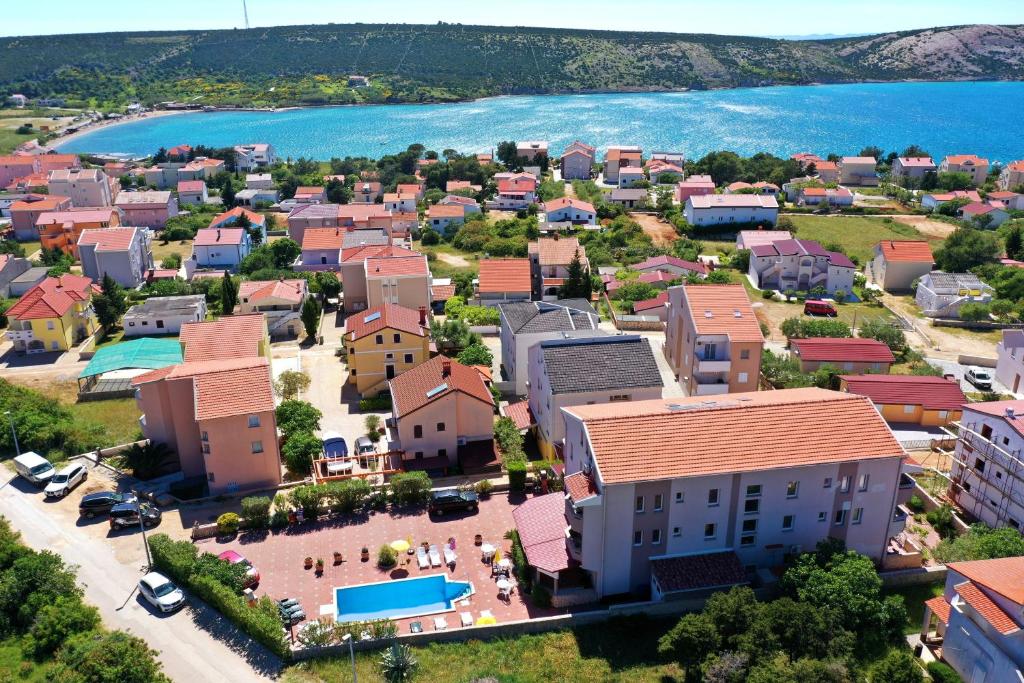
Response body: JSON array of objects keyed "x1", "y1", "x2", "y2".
[{"x1": 198, "y1": 493, "x2": 562, "y2": 633}]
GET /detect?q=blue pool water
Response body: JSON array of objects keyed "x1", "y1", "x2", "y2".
[
  {"x1": 334, "y1": 574, "x2": 472, "y2": 622},
  {"x1": 57, "y1": 81, "x2": 1024, "y2": 162}
]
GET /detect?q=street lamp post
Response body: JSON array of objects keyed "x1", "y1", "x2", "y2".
[
  {"x1": 341, "y1": 633, "x2": 357, "y2": 682},
  {"x1": 133, "y1": 493, "x2": 152, "y2": 569},
  {"x1": 4, "y1": 411, "x2": 19, "y2": 456}
]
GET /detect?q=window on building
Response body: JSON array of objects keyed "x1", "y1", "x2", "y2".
[
  {"x1": 675, "y1": 491, "x2": 684, "y2": 503},
  {"x1": 248, "y1": 415, "x2": 260, "y2": 428},
  {"x1": 744, "y1": 499, "x2": 760, "y2": 515},
  {"x1": 746, "y1": 484, "x2": 762, "y2": 498},
  {"x1": 903, "y1": 404, "x2": 915, "y2": 414},
  {"x1": 834, "y1": 509, "x2": 847, "y2": 526},
  {"x1": 436, "y1": 422, "x2": 445, "y2": 432},
  {"x1": 858, "y1": 474, "x2": 869, "y2": 491},
  {"x1": 740, "y1": 349, "x2": 750, "y2": 360},
  {"x1": 981, "y1": 424, "x2": 993, "y2": 439},
  {"x1": 964, "y1": 482, "x2": 972, "y2": 493},
  {"x1": 652, "y1": 529, "x2": 662, "y2": 545},
  {"x1": 974, "y1": 457, "x2": 986, "y2": 473},
  {"x1": 818, "y1": 511, "x2": 827, "y2": 522},
  {"x1": 672, "y1": 526, "x2": 681, "y2": 537},
  {"x1": 635, "y1": 496, "x2": 645, "y2": 513},
  {"x1": 782, "y1": 514, "x2": 795, "y2": 531},
  {"x1": 202, "y1": 443, "x2": 210, "y2": 454},
  {"x1": 742, "y1": 519, "x2": 757, "y2": 533},
  {"x1": 413, "y1": 425, "x2": 423, "y2": 438},
  {"x1": 708, "y1": 488, "x2": 719, "y2": 506},
  {"x1": 852, "y1": 508, "x2": 864, "y2": 524},
  {"x1": 1010, "y1": 518, "x2": 1020, "y2": 530},
  {"x1": 740, "y1": 534, "x2": 755, "y2": 547},
  {"x1": 738, "y1": 372, "x2": 749, "y2": 383},
  {"x1": 609, "y1": 394, "x2": 631, "y2": 402},
  {"x1": 46, "y1": 320, "x2": 54, "y2": 330},
  {"x1": 839, "y1": 476, "x2": 851, "y2": 493},
  {"x1": 414, "y1": 452, "x2": 424, "y2": 459},
  {"x1": 786, "y1": 481, "x2": 799, "y2": 498},
  {"x1": 653, "y1": 494, "x2": 663, "y2": 511},
  {"x1": 633, "y1": 530, "x2": 643, "y2": 546},
  {"x1": 208, "y1": 472, "x2": 215, "y2": 483},
  {"x1": 404, "y1": 353, "x2": 413, "y2": 364},
  {"x1": 251, "y1": 441, "x2": 263, "y2": 454},
  {"x1": 438, "y1": 448, "x2": 447, "y2": 459},
  {"x1": 201, "y1": 431, "x2": 208, "y2": 441},
  {"x1": 393, "y1": 333, "x2": 401, "y2": 343},
  {"x1": 375, "y1": 334, "x2": 383, "y2": 345},
  {"x1": 704, "y1": 523, "x2": 716, "y2": 539}
]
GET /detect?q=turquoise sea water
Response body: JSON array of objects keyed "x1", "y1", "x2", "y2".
[
  {"x1": 334, "y1": 574, "x2": 471, "y2": 622},
  {"x1": 58, "y1": 81, "x2": 1024, "y2": 161}
]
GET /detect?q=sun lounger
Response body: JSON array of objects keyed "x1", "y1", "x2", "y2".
[
  {"x1": 433, "y1": 616, "x2": 448, "y2": 631},
  {"x1": 429, "y1": 544, "x2": 442, "y2": 567},
  {"x1": 417, "y1": 546, "x2": 430, "y2": 569},
  {"x1": 460, "y1": 612, "x2": 473, "y2": 627},
  {"x1": 443, "y1": 546, "x2": 457, "y2": 566}
]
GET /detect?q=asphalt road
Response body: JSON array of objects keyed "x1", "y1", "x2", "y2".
[{"x1": 0, "y1": 470, "x2": 281, "y2": 683}]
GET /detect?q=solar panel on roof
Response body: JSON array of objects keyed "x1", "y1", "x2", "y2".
[
  {"x1": 363, "y1": 311, "x2": 381, "y2": 324},
  {"x1": 425, "y1": 383, "x2": 448, "y2": 398}
]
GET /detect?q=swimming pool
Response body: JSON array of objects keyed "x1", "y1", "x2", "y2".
[{"x1": 334, "y1": 574, "x2": 473, "y2": 622}]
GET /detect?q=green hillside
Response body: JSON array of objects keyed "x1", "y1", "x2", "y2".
[{"x1": 1, "y1": 22, "x2": 1022, "y2": 108}]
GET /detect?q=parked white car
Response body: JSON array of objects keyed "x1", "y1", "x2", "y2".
[
  {"x1": 138, "y1": 572, "x2": 186, "y2": 613},
  {"x1": 966, "y1": 367, "x2": 993, "y2": 390},
  {"x1": 43, "y1": 463, "x2": 87, "y2": 499}
]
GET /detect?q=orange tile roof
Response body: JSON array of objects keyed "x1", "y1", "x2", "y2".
[
  {"x1": 389, "y1": 355, "x2": 493, "y2": 419},
  {"x1": 7, "y1": 275, "x2": 96, "y2": 320},
  {"x1": 544, "y1": 197, "x2": 595, "y2": 214},
  {"x1": 77, "y1": 227, "x2": 137, "y2": 251},
  {"x1": 790, "y1": 337, "x2": 895, "y2": 364},
  {"x1": 187, "y1": 357, "x2": 275, "y2": 421},
  {"x1": 564, "y1": 471, "x2": 598, "y2": 503},
  {"x1": 503, "y1": 399, "x2": 536, "y2": 430},
  {"x1": 955, "y1": 581, "x2": 1020, "y2": 635},
  {"x1": 534, "y1": 237, "x2": 587, "y2": 267},
  {"x1": 177, "y1": 180, "x2": 205, "y2": 193},
  {"x1": 948, "y1": 556, "x2": 1024, "y2": 605},
  {"x1": 237, "y1": 279, "x2": 306, "y2": 305},
  {"x1": 924, "y1": 596, "x2": 950, "y2": 625},
  {"x1": 431, "y1": 283, "x2": 455, "y2": 302},
  {"x1": 179, "y1": 314, "x2": 266, "y2": 362},
  {"x1": 365, "y1": 255, "x2": 428, "y2": 278},
  {"x1": 302, "y1": 227, "x2": 347, "y2": 251},
  {"x1": 427, "y1": 204, "x2": 465, "y2": 218},
  {"x1": 345, "y1": 303, "x2": 426, "y2": 341},
  {"x1": 877, "y1": 240, "x2": 934, "y2": 263},
  {"x1": 478, "y1": 258, "x2": 531, "y2": 293},
  {"x1": 945, "y1": 154, "x2": 989, "y2": 165},
  {"x1": 340, "y1": 244, "x2": 417, "y2": 263},
  {"x1": 36, "y1": 208, "x2": 119, "y2": 226},
  {"x1": 10, "y1": 195, "x2": 70, "y2": 212},
  {"x1": 564, "y1": 388, "x2": 904, "y2": 485},
  {"x1": 840, "y1": 374, "x2": 966, "y2": 411},
  {"x1": 679, "y1": 283, "x2": 762, "y2": 342},
  {"x1": 209, "y1": 206, "x2": 265, "y2": 229},
  {"x1": 193, "y1": 228, "x2": 246, "y2": 246}
]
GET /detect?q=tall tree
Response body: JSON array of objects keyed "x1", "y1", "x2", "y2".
[
  {"x1": 220, "y1": 176, "x2": 236, "y2": 206},
  {"x1": 300, "y1": 296, "x2": 322, "y2": 339},
  {"x1": 220, "y1": 272, "x2": 238, "y2": 314},
  {"x1": 92, "y1": 273, "x2": 128, "y2": 330},
  {"x1": 559, "y1": 249, "x2": 593, "y2": 299}
]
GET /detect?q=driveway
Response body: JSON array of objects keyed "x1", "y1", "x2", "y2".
[
  {"x1": 0, "y1": 464, "x2": 280, "y2": 682},
  {"x1": 925, "y1": 357, "x2": 1012, "y2": 395}
]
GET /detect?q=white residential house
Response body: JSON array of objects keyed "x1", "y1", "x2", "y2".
[
  {"x1": 123, "y1": 295, "x2": 207, "y2": 337},
  {"x1": 747, "y1": 238, "x2": 856, "y2": 296},
  {"x1": 245, "y1": 173, "x2": 275, "y2": 190},
  {"x1": 190, "y1": 228, "x2": 252, "y2": 270},
  {"x1": 617, "y1": 167, "x2": 646, "y2": 189},
  {"x1": 891, "y1": 157, "x2": 937, "y2": 183},
  {"x1": 684, "y1": 194, "x2": 778, "y2": 227},
  {"x1": 996, "y1": 330, "x2": 1024, "y2": 396},
  {"x1": 543, "y1": 198, "x2": 595, "y2": 225},
  {"x1": 233, "y1": 143, "x2": 276, "y2": 171},
  {"x1": 915, "y1": 271, "x2": 994, "y2": 319}
]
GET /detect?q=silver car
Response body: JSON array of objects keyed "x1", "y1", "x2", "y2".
[
  {"x1": 138, "y1": 572, "x2": 186, "y2": 613},
  {"x1": 44, "y1": 463, "x2": 87, "y2": 499},
  {"x1": 966, "y1": 367, "x2": 993, "y2": 390}
]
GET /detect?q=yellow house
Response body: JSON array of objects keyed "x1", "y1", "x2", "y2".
[
  {"x1": 5, "y1": 275, "x2": 99, "y2": 353},
  {"x1": 839, "y1": 374, "x2": 966, "y2": 428},
  {"x1": 345, "y1": 303, "x2": 430, "y2": 396}
]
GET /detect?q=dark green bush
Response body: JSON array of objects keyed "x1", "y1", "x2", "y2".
[
  {"x1": 927, "y1": 661, "x2": 962, "y2": 683},
  {"x1": 241, "y1": 496, "x2": 272, "y2": 529},
  {"x1": 358, "y1": 396, "x2": 393, "y2": 411},
  {"x1": 507, "y1": 460, "x2": 527, "y2": 492},
  {"x1": 389, "y1": 471, "x2": 432, "y2": 506}
]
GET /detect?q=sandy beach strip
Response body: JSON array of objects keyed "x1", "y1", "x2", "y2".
[{"x1": 52, "y1": 109, "x2": 191, "y2": 150}]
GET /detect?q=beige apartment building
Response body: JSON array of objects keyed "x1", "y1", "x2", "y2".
[
  {"x1": 47, "y1": 168, "x2": 115, "y2": 208},
  {"x1": 940, "y1": 154, "x2": 990, "y2": 186},
  {"x1": 665, "y1": 283, "x2": 763, "y2": 395}
]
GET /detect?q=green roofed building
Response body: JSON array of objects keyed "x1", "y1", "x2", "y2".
[{"x1": 78, "y1": 337, "x2": 183, "y2": 399}]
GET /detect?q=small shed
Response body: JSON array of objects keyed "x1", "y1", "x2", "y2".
[{"x1": 78, "y1": 337, "x2": 183, "y2": 400}]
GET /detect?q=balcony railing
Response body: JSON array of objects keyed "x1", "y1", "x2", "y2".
[
  {"x1": 697, "y1": 359, "x2": 731, "y2": 373},
  {"x1": 695, "y1": 383, "x2": 730, "y2": 396}
]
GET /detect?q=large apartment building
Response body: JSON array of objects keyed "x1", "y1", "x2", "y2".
[
  {"x1": 665, "y1": 283, "x2": 763, "y2": 395},
  {"x1": 514, "y1": 388, "x2": 910, "y2": 601}
]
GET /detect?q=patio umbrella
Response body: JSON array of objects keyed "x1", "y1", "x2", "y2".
[
  {"x1": 476, "y1": 615, "x2": 498, "y2": 625},
  {"x1": 493, "y1": 548, "x2": 502, "y2": 563},
  {"x1": 390, "y1": 539, "x2": 411, "y2": 553}
]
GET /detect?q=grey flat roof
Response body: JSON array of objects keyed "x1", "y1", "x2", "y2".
[
  {"x1": 342, "y1": 229, "x2": 390, "y2": 248},
  {"x1": 11, "y1": 266, "x2": 48, "y2": 283},
  {"x1": 125, "y1": 295, "x2": 206, "y2": 316}
]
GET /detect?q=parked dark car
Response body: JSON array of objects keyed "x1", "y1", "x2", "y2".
[
  {"x1": 428, "y1": 488, "x2": 479, "y2": 515},
  {"x1": 79, "y1": 491, "x2": 137, "y2": 518},
  {"x1": 109, "y1": 502, "x2": 162, "y2": 530}
]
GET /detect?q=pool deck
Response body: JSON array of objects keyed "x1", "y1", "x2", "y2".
[{"x1": 201, "y1": 493, "x2": 560, "y2": 632}]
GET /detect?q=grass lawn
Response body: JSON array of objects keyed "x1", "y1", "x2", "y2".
[
  {"x1": 283, "y1": 616, "x2": 682, "y2": 683},
  {"x1": 884, "y1": 582, "x2": 945, "y2": 635},
  {"x1": 0, "y1": 638, "x2": 55, "y2": 681},
  {"x1": 93, "y1": 329, "x2": 125, "y2": 350},
  {"x1": 17, "y1": 240, "x2": 42, "y2": 258},
  {"x1": 150, "y1": 239, "x2": 192, "y2": 268},
  {"x1": 783, "y1": 215, "x2": 941, "y2": 264}
]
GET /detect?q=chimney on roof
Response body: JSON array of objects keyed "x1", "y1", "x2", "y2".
[
  {"x1": 419, "y1": 306, "x2": 427, "y2": 326},
  {"x1": 1007, "y1": 407, "x2": 1016, "y2": 420},
  {"x1": 442, "y1": 359, "x2": 451, "y2": 377}
]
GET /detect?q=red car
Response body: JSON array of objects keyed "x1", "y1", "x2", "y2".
[
  {"x1": 803, "y1": 299, "x2": 838, "y2": 317},
  {"x1": 218, "y1": 550, "x2": 260, "y2": 588}
]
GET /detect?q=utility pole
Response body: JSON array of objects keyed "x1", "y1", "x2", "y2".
[
  {"x1": 241, "y1": 0, "x2": 250, "y2": 29},
  {"x1": 134, "y1": 493, "x2": 152, "y2": 569},
  {"x1": 4, "y1": 411, "x2": 19, "y2": 456}
]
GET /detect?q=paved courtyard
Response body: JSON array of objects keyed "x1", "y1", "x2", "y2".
[{"x1": 202, "y1": 493, "x2": 561, "y2": 633}]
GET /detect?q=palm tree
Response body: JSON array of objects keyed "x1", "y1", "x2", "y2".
[
  {"x1": 122, "y1": 442, "x2": 174, "y2": 480},
  {"x1": 378, "y1": 643, "x2": 418, "y2": 683}
]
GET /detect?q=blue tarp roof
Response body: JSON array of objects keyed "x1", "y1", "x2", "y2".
[{"x1": 79, "y1": 337, "x2": 183, "y2": 379}]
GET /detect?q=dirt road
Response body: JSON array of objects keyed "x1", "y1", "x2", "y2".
[
  {"x1": 890, "y1": 215, "x2": 957, "y2": 240},
  {"x1": 628, "y1": 212, "x2": 677, "y2": 246}
]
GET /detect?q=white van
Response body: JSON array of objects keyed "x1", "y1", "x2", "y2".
[{"x1": 13, "y1": 452, "x2": 56, "y2": 486}]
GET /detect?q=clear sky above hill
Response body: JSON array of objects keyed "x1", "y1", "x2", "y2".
[{"x1": 4, "y1": 0, "x2": 1023, "y2": 38}]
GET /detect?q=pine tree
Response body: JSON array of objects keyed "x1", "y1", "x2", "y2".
[
  {"x1": 558, "y1": 249, "x2": 593, "y2": 299},
  {"x1": 220, "y1": 272, "x2": 238, "y2": 314},
  {"x1": 92, "y1": 273, "x2": 128, "y2": 330},
  {"x1": 220, "y1": 176, "x2": 236, "y2": 206},
  {"x1": 301, "y1": 296, "x2": 322, "y2": 339}
]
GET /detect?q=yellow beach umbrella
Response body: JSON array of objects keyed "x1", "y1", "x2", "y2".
[
  {"x1": 493, "y1": 548, "x2": 502, "y2": 563},
  {"x1": 390, "y1": 539, "x2": 411, "y2": 553}
]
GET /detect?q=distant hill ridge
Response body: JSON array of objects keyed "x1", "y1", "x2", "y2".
[{"x1": 2, "y1": 22, "x2": 1022, "y2": 107}]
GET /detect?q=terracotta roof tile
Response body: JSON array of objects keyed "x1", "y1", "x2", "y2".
[
  {"x1": 651, "y1": 552, "x2": 747, "y2": 593},
  {"x1": 503, "y1": 400, "x2": 536, "y2": 430},
  {"x1": 955, "y1": 581, "x2": 1020, "y2": 635},
  {"x1": 840, "y1": 374, "x2": 966, "y2": 411},
  {"x1": 534, "y1": 237, "x2": 587, "y2": 268},
  {"x1": 365, "y1": 254, "x2": 428, "y2": 277},
  {"x1": 544, "y1": 197, "x2": 595, "y2": 214},
  {"x1": 177, "y1": 180, "x2": 205, "y2": 193},
  {"x1": 791, "y1": 337, "x2": 895, "y2": 364},
  {"x1": 678, "y1": 283, "x2": 763, "y2": 342},
  {"x1": 340, "y1": 244, "x2": 417, "y2": 263},
  {"x1": 945, "y1": 154, "x2": 989, "y2": 165},
  {"x1": 302, "y1": 227, "x2": 346, "y2": 251},
  {"x1": 564, "y1": 388, "x2": 904, "y2": 485},
  {"x1": 427, "y1": 204, "x2": 465, "y2": 218},
  {"x1": 878, "y1": 240, "x2": 934, "y2": 263},
  {"x1": 563, "y1": 471, "x2": 597, "y2": 503},
  {"x1": 187, "y1": 357, "x2": 275, "y2": 421},
  {"x1": 924, "y1": 596, "x2": 950, "y2": 625},
  {"x1": 7, "y1": 275, "x2": 95, "y2": 320},
  {"x1": 633, "y1": 255, "x2": 707, "y2": 275},
  {"x1": 179, "y1": 314, "x2": 266, "y2": 362},
  {"x1": 76, "y1": 227, "x2": 137, "y2": 251},
  {"x1": 632, "y1": 291, "x2": 669, "y2": 312},
  {"x1": 478, "y1": 258, "x2": 531, "y2": 294},
  {"x1": 511, "y1": 493, "x2": 573, "y2": 573},
  {"x1": 36, "y1": 208, "x2": 119, "y2": 226},
  {"x1": 345, "y1": 303, "x2": 426, "y2": 341},
  {"x1": 237, "y1": 279, "x2": 306, "y2": 305},
  {"x1": 194, "y1": 228, "x2": 245, "y2": 246},
  {"x1": 431, "y1": 283, "x2": 455, "y2": 302},
  {"x1": 389, "y1": 355, "x2": 493, "y2": 419},
  {"x1": 948, "y1": 556, "x2": 1024, "y2": 605},
  {"x1": 209, "y1": 206, "x2": 265, "y2": 229}
]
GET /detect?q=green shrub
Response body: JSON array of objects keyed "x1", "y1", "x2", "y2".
[
  {"x1": 907, "y1": 495, "x2": 925, "y2": 513},
  {"x1": 189, "y1": 574, "x2": 286, "y2": 656},
  {"x1": 290, "y1": 484, "x2": 329, "y2": 519},
  {"x1": 475, "y1": 479, "x2": 493, "y2": 497},
  {"x1": 194, "y1": 552, "x2": 250, "y2": 593},
  {"x1": 494, "y1": 416, "x2": 524, "y2": 456},
  {"x1": 325, "y1": 478, "x2": 371, "y2": 514},
  {"x1": 216, "y1": 512, "x2": 240, "y2": 536},
  {"x1": 240, "y1": 496, "x2": 272, "y2": 529},
  {"x1": 270, "y1": 508, "x2": 289, "y2": 529},
  {"x1": 761, "y1": 289, "x2": 774, "y2": 299},
  {"x1": 507, "y1": 460, "x2": 527, "y2": 492},
  {"x1": 389, "y1": 471, "x2": 432, "y2": 506},
  {"x1": 148, "y1": 533, "x2": 199, "y2": 582},
  {"x1": 26, "y1": 596, "x2": 100, "y2": 657},
  {"x1": 927, "y1": 504, "x2": 959, "y2": 539},
  {"x1": 927, "y1": 662, "x2": 963, "y2": 683},
  {"x1": 377, "y1": 544, "x2": 397, "y2": 569},
  {"x1": 358, "y1": 396, "x2": 393, "y2": 411},
  {"x1": 506, "y1": 529, "x2": 531, "y2": 591}
]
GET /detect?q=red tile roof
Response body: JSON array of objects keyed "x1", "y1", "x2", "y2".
[
  {"x1": 170, "y1": 356, "x2": 275, "y2": 421},
  {"x1": 177, "y1": 180, "x2": 205, "y2": 193},
  {"x1": 544, "y1": 197, "x2": 595, "y2": 214},
  {"x1": 924, "y1": 596, "x2": 950, "y2": 625},
  {"x1": 511, "y1": 492, "x2": 573, "y2": 574},
  {"x1": 179, "y1": 314, "x2": 266, "y2": 362},
  {"x1": 790, "y1": 337, "x2": 895, "y2": 364},
  {"x1": 76, "y1": 227, "x2": 137, "y2": 251},
  {"x1": 431, "y1": 283, "x2": 455, "y2": 302},
  {"x1": 478, "y1": 259, "x2": 531, "y2": 294},
  {"x1": 563, "y1": 471, "x2": 598, "y2": 503},
  {"x1": 955, "y1": 581, "x2": 1020, "y2": 635},
  {"x1": 340, "y1": 244, "x2": 417, "y2": 263},
  {"x1": 632, "y1": 291, "x2": 669, "y2": 313},
  {"x1": 389, "y1": 355, "x2": 493, "y2": 419},
  {"x1": 193, "y1": 228, "x2": 246, "y2": 246},
  {"x1": 10, "y1": 195, "x2": 70, "y2": 212},
  {"x1": 427, "y1": 204, "x2": 465, "y2": 218},
  {"x1": 36, "y1": 208, "x2": 119, "y2": 226},
  {"x1": 680, "y1": 284, "x2": 763, "y2": 343},
  {"x1": 633, "y1": 255, "x2": 707, "y2": 275},
  {"x1": 6, "y1": 275, "x2": 96, "y2": 320},
  {"x1": 877, "y1": 240, "x2": 934, "y2": 263},
  {"x1": 564, "y1": 388, "x2": 904, "y2": 485},
  {"x1": 651, "y1": 552, "x2": 747, "y2": 593},
  {"x1": 365, "y1": 255, "x2": 428, "y2": 278},
  {"x1": 948, "y1": 556, "x2": 1024, "y2": 605},
  {"x1": 840, "y1": 374, "x2": 966, "y2": 411},
  {"x1": 345, "y1": 303, "x2": 426, "y2": 342},
  {"x1": 237, "y1": 279, "x2": 306, "y2": 305},
  {"x1": 533, "y1": 237, "x2": 587, "y2": 268},
  {"x1": 209, "y1": 206, "x2": 265, "y2": 229},
  {"x1": 503, "y1": 400, "x2": 536, "y2": 431},
  {"x1": 945, "y1": 154, "x2": 989, "y2": 165},
  {"x1": 302, "y1": 227, "x2": 346, "y2": 251}
]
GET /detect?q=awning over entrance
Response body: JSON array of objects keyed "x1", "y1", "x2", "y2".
[
  {"x1": 512, "y1": 492, "x2": 573, "y2": 574},
  {"x1": 504, "y1": 400, "x2": 536, "y2": 431}
]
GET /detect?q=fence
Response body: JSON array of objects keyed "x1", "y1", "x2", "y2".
[{"x1": 934, "y1": 319, "x2": 1024, "y2": 331}]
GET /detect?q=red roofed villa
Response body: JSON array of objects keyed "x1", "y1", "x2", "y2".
[{"x1": 839, "y1": 374, "x2": 965, "y2": 427}]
